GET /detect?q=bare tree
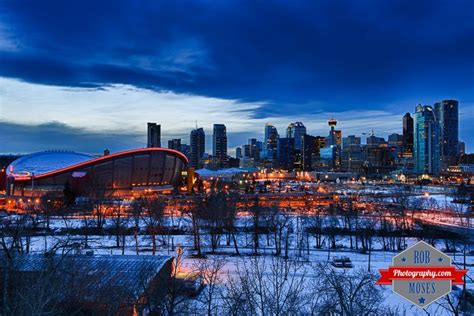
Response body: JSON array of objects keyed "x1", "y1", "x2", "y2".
[
  {"x1": 156, "y1": 249, "x2": 192, "y2": 315},
  {"x1": 223, "y1": 256, "x2": 307, "y2": 315},
  {"x1": 249, "y1": 195, "x2": 263, "y2": 256},
  {"x1": 194, "y1": 257, "x2": 226, "y2": 315},
  {"x1": 309, "y1": 206, "x2": 324, "y2": 249},
  {"x1": 1, "y1": 215, "x2": 32, "y2": 314},
  {"x1": 325, "y1": 203, "x2": 340, "y2": 261},
  {"x1": 222, "y1": 192, "x2": 240, "y2": 256},
  {"x1": 142, "y1": 196, "x2": 165, "y2": 255},
  {"x1": 111, "y1": 204, "x2": 129, "y2": 255},
  {"x1": 2, "y1": 254, "x2": 70, "y2": 315},
  {"x1": 202, "y1": 192, "x2": 226, "y2": 253},
  {"x1": 435, "y1": 286, "x2": 473, "y2": 316},
  {"x1": 266, "y1": 207, "x2": 291, "y2": 256},
  {"x1": 80, "y1": 210, "x2": 94, "y2": 249},
  {"x1": 311, "y1": 262, "x2": 387, "y2": 315},
  {"x1": 130, "y1": 198, "x2": 144, "y2": 255},
  {"x1": 39, "y1": 192, "x2": 61, "y2": 231},
  {"x1": 185, "y1": 195, "x2": 205, "y2": 257},
  {"x1": 359, "y1": 217, "x2": 376, "y2": 271},
  {"x1": 0, "y1": 215, "x2": 76, "y2": 315}
]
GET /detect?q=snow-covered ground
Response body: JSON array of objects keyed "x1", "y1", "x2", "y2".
[{"x1": 17, "y1": 217, "x2": 473, "y2": 315}]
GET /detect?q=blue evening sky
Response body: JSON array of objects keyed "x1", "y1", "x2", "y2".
[{"x1": 0, "y1": 0, "x2": 473, "y2": 154}]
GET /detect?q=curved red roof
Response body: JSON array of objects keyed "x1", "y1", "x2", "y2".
[{"x1": 12, "y1": 148, "x2": 188, "y2": 181}]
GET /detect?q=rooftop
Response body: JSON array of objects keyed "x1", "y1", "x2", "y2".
[
  {"x1": 6, "y1": 151, "x2": 94, "y2": 176},
  {"x1": 5, "y1": 253, "x2": 173, "y2": 302}
]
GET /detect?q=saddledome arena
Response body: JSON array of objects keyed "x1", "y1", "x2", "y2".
[{"x1": 6, "y1": 148, "x2": 188, "y2": 198}]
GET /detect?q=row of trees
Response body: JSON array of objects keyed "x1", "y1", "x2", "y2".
[
  {"x1": 5, "y1": 190, "x2": 470, "y2": 265},
  {"x1": 163, "y1": 255, "x2": 470, "y2": 315}
]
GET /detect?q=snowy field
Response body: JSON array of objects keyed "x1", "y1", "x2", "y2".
[
  {"x1": 17, "y1": 216, "x2": 473, "y2": 315},
  {"x1": 2, "y1": 184, "x2": 471, "y2": 314}
]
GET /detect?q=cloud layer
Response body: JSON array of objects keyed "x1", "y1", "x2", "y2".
[
  {"x1": 1, "y1": 78, "x2": 450, "y2": 155},
  {"x1": 0, "y1": 0, "x2": 473, "y2": 153}
]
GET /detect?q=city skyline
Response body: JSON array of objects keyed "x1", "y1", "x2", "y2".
[
  {"x1": 1, "y1": 1, "x2": 474, "y2": 154},
  {"x1": 0, "y1": 94, "x2": 470, "y2": 157}
]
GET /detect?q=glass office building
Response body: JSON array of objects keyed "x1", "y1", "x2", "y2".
[{"x1": 413, "y1": 105, "x2": 440, "y2": 175}]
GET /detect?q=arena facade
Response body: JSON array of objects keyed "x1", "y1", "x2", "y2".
[{"x1": 5, "y1": 148, "x2": 188, "y2": 198}]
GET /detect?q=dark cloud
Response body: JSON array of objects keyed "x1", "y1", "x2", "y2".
[
  {"x1": 0, "y1": 121, "x2": 261, "y2": 155},
  {"x1": 0, "y1": 0, "x2": 472, "y2": 113},
  {"x1": 0, "y1": 0, "x2": 473, "y2": 151},
  {"x1": 0, "y1": 121, "x2": 144, "y2": 154}
]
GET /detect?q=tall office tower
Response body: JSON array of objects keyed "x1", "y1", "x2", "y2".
[
  {"x1": 308, "y1": 136, "x2": 327, "y2": 170},
  {"x1": 342, "y1": 135, "x2": 361, "y2": 149},
  {"x1": 248, "y1": 138, "x2": 260, "y2": 161},
  {"x1": 277, "y1": 137, "x2": 295, "y2": 170},
  {"x1": 147, "y1": 123, "x2": 161, "y2": 147},
  {"x1": 264, "y1": 123, "x2": 279, "y2": 160},
  {"x1": 286, "y1": 122, "x2": 306, "y2": 150},
  {"x1": 302, "y1": 134, "x2": 315, "y2": 171},
  {"x1": 402, "y1": 113, "x2": 414, "y2": 157},
  {"x1": 180, "y1": 144, "x2": 191, "y2": 159},
  {"x1": 213, "y1": 124, "x2": 228, "y2": 169},
  {"x1": 457, "y1": 141, "x2": 465, "y2": 157},
  {"x1": 190, "y1": 128, "x2": 205, "y2": 169},
  {"x1": 388, "y1": 133, "x2": 402, "y2": 145},
  {"x1": 342, "y1": 135, "x2": 363, "y2": 172},
  {"x1": 302, "y1": 134, "x2": 328, "y2": 171},
  {"x1": 434, "y1": 100, "x2": 459, "y2": 169},
  {"x1": 414, "y1": 104, "x2": 440, "y2": 175},
  {"x1": 326, "y1": 117, "x2": 338, "y2": 146},
  {"x1": 366, "y1": 133, "x2": 386, "y2": 148},
  {"x1": 243, "y1": 144, "x2": 251, "y2": 158},
  {"x1": 168, "y1": 138, "x2": 181, "y2": 151},
  {"x1": 236, "y1": 147, "x2": 243, "y2": 159},
  {"x1": 388, "y1": 133, "x2": 403, "y2": 158}
]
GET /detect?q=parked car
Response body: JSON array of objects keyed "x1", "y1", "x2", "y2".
[{"x1": 331, "y1": 256, "x2": 353, "y2": 268}]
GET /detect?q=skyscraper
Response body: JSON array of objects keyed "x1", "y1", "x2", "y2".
[
  {"x1": 388, "y1": 133, "x2": 403, "y2": 158},
  {"x1": 413, "y1": 104, "x2": 440, "y2": 175},
  {"x1": 243, "y1": 144, "x2": 251, "y2": 158},
  {"x1": 248, "y1": 138, "x2": 260, "y2": 161},
  {"x1": 180, "y1": 144, "x2": 191, "y2": 159},
  {"x1": 342, "y1": 135, "x2": 363, "y2": 172},
  {"x1": 366, "y1": 133, "x2": 386, "y2": 148},
  {"x1": 458, "y1": 141, "x2": 465, "y2": 157},
  {"x1": 302, "y1": 134, "x2": 327, "y2": 171},
  {"x1": 168, "y1": 138, "x2": 181, "y2": 151},
  {"x1": 147, "y1": 123, "x2": 161, "y2": 147},
  {"x1": 213, "y1": 124, "x2": 228, "y2": 169},
  {"x1": 434, "y1": 100, "x2": 459, "y2": 169},
  {"x1": 264, "y1": 123, "x2": 279, "y2": 160},
  {"x1": 286, "y1": 122, "x2": 306, "y2": 150},
  {"x1": 236, "y1": 147, "x2": 242, "y2": 159},
  {"x1": 277, "y1": 137, "x2": 295, "y2": 170},
  {"x1": 402, "y1": 113, "x2": 414, "y2": 157},
  {"x1": 190, "y1": 128, "x2": 205, "y2": 169}
]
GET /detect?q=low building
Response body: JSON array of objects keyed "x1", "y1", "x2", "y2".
[
  {"x1": 0, "y1": 253, "x2": 173, "y2": 315},
  {"x1": 446, "y1": 164, "x2": 474, "y2": 182}
]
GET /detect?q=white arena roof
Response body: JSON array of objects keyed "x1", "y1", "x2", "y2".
[{"x1": 6, "y1": 151, "x2": 95, "y2": 176}]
